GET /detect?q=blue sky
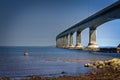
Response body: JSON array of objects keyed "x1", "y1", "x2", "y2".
[{"x1": 0, "y1": 0, "x2": 119, "y2": 47}]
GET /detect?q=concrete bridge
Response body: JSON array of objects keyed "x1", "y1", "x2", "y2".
[{"x1": 56, "y1": 1, "x2": 120, "y2": 50}]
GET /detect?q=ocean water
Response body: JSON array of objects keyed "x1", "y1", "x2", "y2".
[{"x1": 0, "y1": 46, "x2": 120, "y2": 78}]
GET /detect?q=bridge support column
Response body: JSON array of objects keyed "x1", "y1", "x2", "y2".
[
  {"x1": 56, "y1": 39, "x2": 59, "y2": 47},
  {"x1": 59, "y1": 38, "x2": 62, "y2": 48},
  {"x1": 56, "y1": 38, "x2": 62, "y2": 48},
  {"x1": 65, "y1": 34, "x2": 68, "y2": 48},
  {"x1": 76, "y1": 30, "x2": 82, "y2": 49},
  {"x1": 87, "y1": 28, "x2": 99, "y2": 50},
  {"x1": 62, "y1": 36, "x2": 66, "y2": 48},
  {"x1": 69, "y1": 32, "x2": 74, "y2": 48}
]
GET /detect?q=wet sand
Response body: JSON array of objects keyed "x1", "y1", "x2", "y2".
[{"x1": 1, "y1": 69, "x2": 120, "y2": 80}]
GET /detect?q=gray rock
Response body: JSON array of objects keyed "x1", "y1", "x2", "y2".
[
  {"x1": 84, "y1": 63, "x2": 93, "y2": 67},
  {"x1": 84, "y1": 58, "x2": 120, "y2": 70}
]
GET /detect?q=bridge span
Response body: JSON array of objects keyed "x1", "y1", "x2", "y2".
[{"x1": 56, "y1": 1, "x2": 120, "y2": 50}]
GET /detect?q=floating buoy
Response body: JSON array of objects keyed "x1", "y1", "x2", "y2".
[{"x1": 24, "y1": 51, "x2": 29, "y2": 56}]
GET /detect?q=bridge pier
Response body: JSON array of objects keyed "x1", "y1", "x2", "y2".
[
  {"x1": 60, "y1": 38, "x2": 63, "y2": 48},
  {"x1": 56, "y1": 39, "x2": 58, "y2": 47},
  {"x1": 87, "y1": 28, "x2": 99, "y2": 50},
  {"x1": 56, "y1": 38, "x2": 61, "y2": 48},
  {"x1": 63, "y1": 36, "x2": 66, "y2": 48},
  {"x1": 60, "y1": 38, "x2": 62, "y2": 47},
  {"x1": 69, "y1": 32, "x2": 74, "y2": 48},
  {"x1": 75, "y1": 30, "x2": 83, "y2": 49},
  {"x1": 64, "y1": 34, "x2": 68, "y2": 48}
]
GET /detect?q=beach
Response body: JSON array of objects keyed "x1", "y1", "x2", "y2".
[
  {"x1": 1, "y1": 58, "x2": 120, "y2": 80},
  {"x1": 0, "y1": 47, "x2": 120, "y2": 79}
]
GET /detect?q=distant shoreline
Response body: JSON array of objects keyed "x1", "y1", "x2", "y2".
[{"x1": 98, "y1": 47, "x2": 118, "y2": 53}]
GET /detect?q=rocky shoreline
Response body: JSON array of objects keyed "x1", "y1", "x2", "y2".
[
  {"x1": 29, "y1": 58, "x2": 120, "y2": 80},
  {"x1": 1, "y1": 58, "x2": 120, "y2": 80},
  {"x1": 84, "y1": 58, "x2": 120, "y2": 70}
]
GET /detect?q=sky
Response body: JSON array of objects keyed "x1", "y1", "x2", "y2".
[{"x1": 0, "y1": 0, "x2": 119, "y2": 47}]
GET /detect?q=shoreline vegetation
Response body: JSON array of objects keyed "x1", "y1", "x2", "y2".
[{"x1": 1, "y1": 58, "x2": 120, "y2": 80}]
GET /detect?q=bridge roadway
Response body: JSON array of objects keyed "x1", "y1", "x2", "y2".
[{"x1": 56, "y1": 1, "x2": 120, "y2": 50}]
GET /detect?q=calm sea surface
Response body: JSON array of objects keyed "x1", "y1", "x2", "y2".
[{"x1": 0, "y1": 46, "x2": 120, "y2": 78}]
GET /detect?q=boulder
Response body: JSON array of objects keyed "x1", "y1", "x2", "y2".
[
  {"x1": 84, "y1": 58, "x2": 120, "y2": 70},
  {"x1": 93, "y1": 61, "x2": 105, "y2": 69},
  {"x1": 84, "y1": 63, "x2": 93, "y2": 67}
]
